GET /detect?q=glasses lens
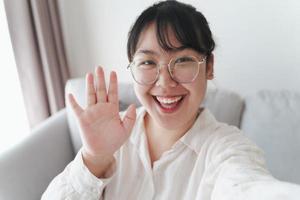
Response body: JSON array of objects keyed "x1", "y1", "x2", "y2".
[
  {"x1": 131, "y1": 59, "x2": 158, "y2": 84},
  {"x1": 171, "y1": 56, "x2": 199, "y2": 82}
]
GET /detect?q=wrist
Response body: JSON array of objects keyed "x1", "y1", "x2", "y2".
[{"x1": 82, "y1": 149, "x2": 116, "y2": 178}]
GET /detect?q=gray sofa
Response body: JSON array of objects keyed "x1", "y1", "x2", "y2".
[{"x1": 0, "y1": 78, "x2": 299, "y2": 200}]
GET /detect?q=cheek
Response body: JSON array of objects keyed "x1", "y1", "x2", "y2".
[
  {"x1": 134, "y1": 84, "x2": 152, "y2": 104},
  {"x1": 185, "y1": 79, "x2": 207, "y2": 104}
]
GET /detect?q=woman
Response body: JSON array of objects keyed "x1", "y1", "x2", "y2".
[{"x1": 42, "y1": 1, "x2": 300, "y2": 199}]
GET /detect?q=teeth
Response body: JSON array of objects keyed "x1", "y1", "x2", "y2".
[{"x1": 156, "y1": 96, "x2": 183, "y2": 104}]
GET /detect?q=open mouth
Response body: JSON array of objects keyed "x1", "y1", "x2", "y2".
[{"x1": 153, "y1": 95, "x2": 185, "y2": 113}]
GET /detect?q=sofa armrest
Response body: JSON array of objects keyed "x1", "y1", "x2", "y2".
[{"x1": 0, "y1": 109, "x2": 74, "y2": 200}]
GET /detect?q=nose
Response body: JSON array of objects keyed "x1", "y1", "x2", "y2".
[{"x1": 155, "y1": 65, "x2": 177, "y2": 88}]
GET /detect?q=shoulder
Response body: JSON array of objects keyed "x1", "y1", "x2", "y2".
[
  {"x1": 183, "y1": 108, "x2": 255, "y2": 154},
  {"x1": 199, "y1": 108, "x2": 257, "y2": 148},
  {"x1": 202, "y1": 119, "x2": 265, "y2": 170},
  {"x1": 194, "y1": 109, "x2": 263, "y2": 160}
]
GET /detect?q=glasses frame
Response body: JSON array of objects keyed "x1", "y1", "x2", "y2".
[{"x1": 127, "y1": 55, "x2": 207, "y2": 85}]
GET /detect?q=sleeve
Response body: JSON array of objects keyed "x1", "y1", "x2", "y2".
[
  {"x1": 205, "y1": 130, "x2": 300, "y2": 200},
  {"x1": 41, "y1": 148, "x2": 116, "y2": 200}
]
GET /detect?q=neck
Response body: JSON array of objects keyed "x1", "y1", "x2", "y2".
[{"x1": 144, "y1": 112, "x2": 199, "y2": 165}]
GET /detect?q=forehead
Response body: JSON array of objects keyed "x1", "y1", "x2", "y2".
[
  {"x1": 135, "y1": 22, "x2": 182, "y2": 55},
  {"x1": 135, "y1": 23, "x2": 201, "y2": 59}
]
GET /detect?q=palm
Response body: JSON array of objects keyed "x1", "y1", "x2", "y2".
[
  {"x1": 68, "y1": 67, "x2": 136, "y2": 158},
  {"x1": 79, "y1": 103, "x2": 127, "y2": 156}
]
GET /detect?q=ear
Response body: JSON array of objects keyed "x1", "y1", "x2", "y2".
[{"x1": 206, "y1": 53, "x2": 214, "y2": 80}]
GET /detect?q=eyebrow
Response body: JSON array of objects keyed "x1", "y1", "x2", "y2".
[
  {"x1": 135, "y1": 49, "x2": 157, "y2": 55},
  {"x1": 135, "y1": 46, "x2": 188, "y2": 55}
]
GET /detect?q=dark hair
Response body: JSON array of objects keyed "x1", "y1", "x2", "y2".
[{"x1": 127, "y1": 0, "x2": 215, "y2": 62}]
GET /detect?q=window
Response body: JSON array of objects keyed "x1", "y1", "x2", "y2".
[{"x1": 0, "y1": 1, "x2": 30, "y2": 153}]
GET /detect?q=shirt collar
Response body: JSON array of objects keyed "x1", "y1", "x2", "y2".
[
  {"x1": 179, "y1": 108, "x2": 218, "y2": 154},
  {"x1": 129, "y1": 107, "x2": 218, "y2": 154}
]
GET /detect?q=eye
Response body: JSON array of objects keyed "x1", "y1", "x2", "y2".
[
  {"x1": 141, "y1": 60, "x2": 155, "y2": 65},
  {"x1": 137, "y1": 60, "x2": 157, "y2": 69}
]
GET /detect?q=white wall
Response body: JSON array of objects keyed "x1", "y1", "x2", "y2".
[{"x1": 58, "y1": 0, "x2": 300, "y2": 96}]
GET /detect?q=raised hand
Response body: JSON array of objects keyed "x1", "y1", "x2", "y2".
[{"x1": 68, "y1": 66, "x2": 136, "y2": 177}]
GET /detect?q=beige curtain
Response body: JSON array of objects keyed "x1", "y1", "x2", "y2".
[{"x1": 4, "y1": 0, "x2": 70, "y2": 128}]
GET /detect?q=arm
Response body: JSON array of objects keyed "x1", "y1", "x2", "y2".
[
  {"x1": 42, "y1": 67, "x2": 136, "y2": 199},
  {"x1": 206, "y1": 131, "x2": 300, "y2": 200},
  {"x1": 41, "y1": 149, "x2": 116, "y2": 200}
]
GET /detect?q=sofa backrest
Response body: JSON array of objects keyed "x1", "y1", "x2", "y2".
[
  {"x1": 240, "y1": 90, "x2": 300, "y2": 184},
  {"x1": 65, "y1": 78, "x2": 244, "y2": 153}
]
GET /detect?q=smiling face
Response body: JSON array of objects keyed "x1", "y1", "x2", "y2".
[{"x1": 133, "y1": 22, "x2": 214, "y2": 133}]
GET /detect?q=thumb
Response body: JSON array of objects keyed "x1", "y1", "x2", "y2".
[{"x1": 122, "y1": 104, "x2": 136, "y2": 135}]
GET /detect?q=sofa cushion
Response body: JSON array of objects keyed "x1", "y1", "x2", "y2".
[
  {"x1": 240, "y1": 90, "x2": 300, "y2": 184},
  {"x1": 65, "y1": 78, "x2": 244, "y2": 153}
]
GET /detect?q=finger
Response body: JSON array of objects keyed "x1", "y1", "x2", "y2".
[
  {"x1": 68, "y1": 93, "x2": 84, "y2": 117},
  {"x1": 108, "y1": 71, "x2": 119, "y2": 106},
  {"x1": 86, "y1": 73, "x2": 96, "y2": 106},
  {"x1": 95, "y1": 66, "x2": 107, "y2": 102},
  {"x1": 122, "y1": 104, "x2": 136, "y2": 135}
]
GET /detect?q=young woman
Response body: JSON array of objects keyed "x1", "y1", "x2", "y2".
[{"x1": 42, "y1": 1, "x2": 300, "y2": 199}]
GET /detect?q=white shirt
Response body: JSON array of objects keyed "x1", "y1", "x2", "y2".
[{"x1": 42, "y1": 107, "x2": 300, "y2": 200}]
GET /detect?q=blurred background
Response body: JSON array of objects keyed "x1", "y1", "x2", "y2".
[
  {"x1": 58, "y1": 0, "x2": 300, "y2": 92},
  {"x1": 1, "y1": 0, "x2": 300, "y2": 152}
]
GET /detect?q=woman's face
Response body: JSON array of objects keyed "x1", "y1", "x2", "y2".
[{"x1": 133, "y1": 23, "x2": 214, "y2": 131}]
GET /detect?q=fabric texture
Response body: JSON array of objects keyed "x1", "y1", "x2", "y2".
[
  {"x1": 241, "y1": 90, "x2": 300, "y2": 184},
  {"x1": 42, "y1": 107, "x2": 300, "y2": 200},
  {"x1": 4, "y1": 0, "x2": 70, "y2": 127}
]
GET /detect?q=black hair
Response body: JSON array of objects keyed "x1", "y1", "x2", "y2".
[{"x1": 127, "y1": 0, "x2": 215, "y2": 62}]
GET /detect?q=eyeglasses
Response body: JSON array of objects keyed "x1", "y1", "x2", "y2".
[{"x1": 127, "y1": 55, "x2": 206, "y2": 85}]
